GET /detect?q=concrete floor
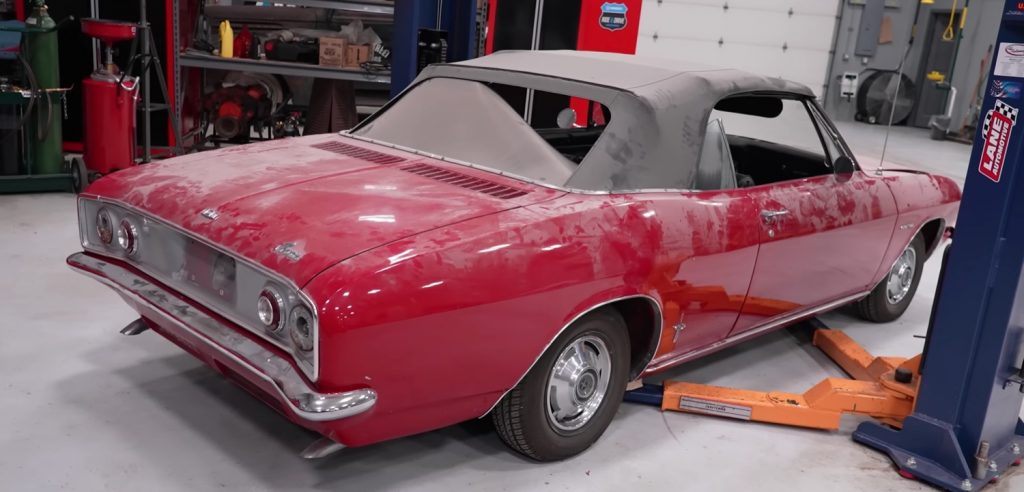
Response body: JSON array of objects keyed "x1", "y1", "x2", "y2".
[{"x1": 2, "y1": 123, "x2": 1021, "y2": 491}]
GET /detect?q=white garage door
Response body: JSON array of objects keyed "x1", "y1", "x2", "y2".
[{"x1": 636, "y1": 0, "x2": 840, "y2": 97}]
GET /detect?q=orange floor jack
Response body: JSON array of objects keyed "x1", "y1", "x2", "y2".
[{"x1": 658, "y1": 328, "x2": 921, "y2": 432}]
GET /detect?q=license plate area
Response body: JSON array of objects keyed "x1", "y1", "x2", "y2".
[{"x1": 183, "y1": 238, "x2": 237, "y2": 304}]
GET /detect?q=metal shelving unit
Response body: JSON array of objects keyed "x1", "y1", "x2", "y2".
[
  {"x1": 267, "y1": 0, "x2": 393, "y2": 15},
  {"x1": 170, "y1": 0, "x2": 395, "y2": 151},
  {"x1": 179, "y1": 50, "x2": 391, "y2": 84}
]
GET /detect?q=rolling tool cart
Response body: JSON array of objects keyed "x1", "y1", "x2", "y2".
[{"x1": 0, "y1": 1, "x2": 76, "y2": 193}]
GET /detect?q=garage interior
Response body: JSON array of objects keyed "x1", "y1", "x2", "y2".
[{"x1": 2, "y1": 1, "x2": 1023, "y2": 491}]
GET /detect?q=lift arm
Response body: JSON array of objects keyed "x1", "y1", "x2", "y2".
[{"x1": 661, "y1": 330, "x2": 918, "y2": 431}]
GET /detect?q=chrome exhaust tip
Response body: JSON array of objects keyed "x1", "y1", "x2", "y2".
[
  {"x1": 300, "y1": 437, "x2": 345, "y2": 459},
  {"x1": 120, "y1": 318, "x2": 150, "y2": 336}
]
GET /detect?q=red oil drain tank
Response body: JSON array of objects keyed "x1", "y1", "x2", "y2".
[{"x1": 81, "y1": 18, "x2": 139, "y2": 177}]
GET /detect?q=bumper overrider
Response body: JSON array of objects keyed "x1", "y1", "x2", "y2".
[{"x1": 67, "y1": 252, "x2": 377, "y2": 426}]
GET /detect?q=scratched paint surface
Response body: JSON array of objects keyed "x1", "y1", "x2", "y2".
[
  {"x1": 75, "y1": 133, "x2": 960, "y2": 449},
  {"x1": 84, "y1": 134, "x2": 563, "y2": 286}
]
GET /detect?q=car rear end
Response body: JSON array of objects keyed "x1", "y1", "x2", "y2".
[{"x1": 68, "y1": 197, "x2": 378, "y2": 439}]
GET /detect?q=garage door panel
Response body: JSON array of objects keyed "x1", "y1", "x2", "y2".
[
  {"x1": 641, "y1": 6, "x2": 833, "y2": 47},
  {"x1": 710, "y1": 0, "x2": 839, "y2": 16},
  {"x1": 637, "y1": 0, "x2": 839, "y2": 96},
  {"x1": 635, "y1": 37, "x2": 831, "y2": 93}
]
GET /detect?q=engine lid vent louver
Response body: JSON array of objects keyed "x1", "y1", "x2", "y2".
[
  {"x1": 399, "y1": 163, "x2": 530, "y2": 200},
  {"x1": 312, "y1": 140, "x2": 406, "y2": 165}
]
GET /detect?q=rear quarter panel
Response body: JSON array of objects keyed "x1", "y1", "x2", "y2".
[
  {"x1": 305, "y1": 201, "x2": 634, "y2": 445},
  {"x1": 871, "y1": 171, "x2": 961, "y2": 283},
  {"x1": 303, "y1": 190, "x2": 760, "y2": 446}
]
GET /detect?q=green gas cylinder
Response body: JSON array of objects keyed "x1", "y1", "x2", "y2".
[{"x1": 23, "y1": 1, "x2": 63, "y2": 176}]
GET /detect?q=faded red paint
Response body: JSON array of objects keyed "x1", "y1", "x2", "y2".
[{"x1": 73, "y1": 135, "x2": 960, "y2": 448}]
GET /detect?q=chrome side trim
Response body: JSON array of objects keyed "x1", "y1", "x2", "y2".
[
  {"x1": 643, "y1": 289, "x2": 871, "y2": 373},
  {"x1": 479, "y1": 294, "x2": 663, "y2": 417},
  {"x1": 68, "y1": 252, "x2": 375, "y2": 422},
  {"x1": 77, "y1": 196, "x2": 321, "y2": 382}
]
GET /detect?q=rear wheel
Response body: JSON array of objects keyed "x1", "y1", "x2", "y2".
[
  {"x1": 492, "y1": 308, "x2": 630, "y2": 461},
  {"x1": 856, "y1": 234, "x2": 926, "y2": 322},
  {"x1": 69, "y1": 157, "x2": 88, "y2": 194}
]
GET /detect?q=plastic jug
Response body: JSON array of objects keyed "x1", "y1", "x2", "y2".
[{"x1": 219, "y1": 20, "x2": 233, "y2": 58}]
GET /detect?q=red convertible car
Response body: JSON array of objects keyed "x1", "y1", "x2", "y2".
[{"x1": 69, "y1": 51, "x2": 960, "y2": 461}]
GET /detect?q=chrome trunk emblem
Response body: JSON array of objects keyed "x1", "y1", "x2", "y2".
[
  {"x1": 200, "y1": 208, "x2": 220, "y2": 220},
  {"x1": 274, "y1": 242, "x2": 303, "y2": 261}
]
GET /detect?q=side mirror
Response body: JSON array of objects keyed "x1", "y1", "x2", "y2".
[{"x1": 834, "y1": 155, "x2": 856, "y2": 175}]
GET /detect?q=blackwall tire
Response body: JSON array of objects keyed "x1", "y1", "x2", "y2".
[
  {"x1": 70, "y1": 157, "x2": 87, "y2": 194},
  {"x1": 856, "y1": 234, "x2": 926, "y2": 323},
  {"x1": 491, "y1": 308, "x2": 630, "y2": 461}
]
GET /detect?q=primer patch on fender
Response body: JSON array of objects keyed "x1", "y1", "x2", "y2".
[{"x1": 979, "y1": 100, "x2": 1018, "y2": 183}]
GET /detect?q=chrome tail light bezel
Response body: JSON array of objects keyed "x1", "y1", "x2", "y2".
[{"x1": 76, "y1": 196, "x2": 320, "y2": 381}]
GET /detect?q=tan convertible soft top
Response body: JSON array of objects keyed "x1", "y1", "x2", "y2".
[
  {"x1": 451, "y1": 50, "x2": 814, "y2": 101},
  {"x1": 359, "y1": 51, "x2": 817, "y2": 192}
]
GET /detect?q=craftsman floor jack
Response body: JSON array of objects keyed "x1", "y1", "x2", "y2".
[{"x1": 628, "y1": 4, "x2": 1024, "y2": 489}]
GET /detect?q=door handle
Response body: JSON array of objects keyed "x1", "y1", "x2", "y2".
[{"x1": 760, "y1": 209, "x2": 790, "y2": 222}]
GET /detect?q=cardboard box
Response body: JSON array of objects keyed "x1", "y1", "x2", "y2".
[
  {"x1": 319, "y1": 37, "x2": 347, "y2": 67},
  {"x1": 344, "y1": 44, "x2": 371, "y2": 68}
]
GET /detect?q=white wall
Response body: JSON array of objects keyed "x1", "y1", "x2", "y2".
[{"x1": 636, "y1": 0, "x2": 840, "y2": 97}]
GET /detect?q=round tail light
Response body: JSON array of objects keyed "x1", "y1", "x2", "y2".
[
  {"x1": 96, "y1": 208, "x2": 115, "y2": 245},
  {"x1": 117, "y1": 218, "x2": 139, "y2": 256},
  {"x1": 257, "y1": 287, "x2": 285, "y2": 334},
  {"x1": 289, "y1": 305, "x2": 314, "y2": 352}
]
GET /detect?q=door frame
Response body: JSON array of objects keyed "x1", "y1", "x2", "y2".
[{"x1": 911, "y1": 10, "x2": 959, "y2": 128}]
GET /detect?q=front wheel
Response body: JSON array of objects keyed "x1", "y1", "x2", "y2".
[
  {"x1": 491, "y1": 308, "x2": 630, "y2": 461},
  {"x1": 856, "y1": 234, "x2": 926, "y2": 323}
]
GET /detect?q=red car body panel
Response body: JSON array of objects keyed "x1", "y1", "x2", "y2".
[
  {"x1": 732, "y1": 172, "x2": 899, "y2": 333},
  {"x1": 72, "y1": 132, "x2": 960, "y2": 448},
  {"x1": 84, "y1": 135, "x2": 564, "y2": 287}
]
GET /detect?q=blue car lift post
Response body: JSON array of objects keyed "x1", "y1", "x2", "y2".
[
  {"x1": 389, "y1": 0, "x2": 478, "y2": 97},
  {"x1": 853, "y1": 3, "x2": 1024, "y2": 489}
]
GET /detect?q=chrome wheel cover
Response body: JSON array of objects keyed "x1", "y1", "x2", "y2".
[
  {"x1": 545, "y1": 335, "x2": 612, "y2": 432},
  {"x1": 886, "y1": 246, "x2": 917, "y2": 305}
]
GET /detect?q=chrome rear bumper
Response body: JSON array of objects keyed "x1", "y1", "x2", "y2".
[{"x1": 67, "y1": 252, "x2": 376, "y2": 422}]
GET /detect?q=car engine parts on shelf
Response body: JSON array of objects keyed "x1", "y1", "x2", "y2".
[{"x1": 203, "y1": 71, "x2": 289, "y2": 142}]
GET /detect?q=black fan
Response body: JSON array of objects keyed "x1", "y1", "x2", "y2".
[{"x1": 856, "y1": 71, "x2": 916, "y2": 125}]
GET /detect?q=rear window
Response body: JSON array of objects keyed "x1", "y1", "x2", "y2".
[{"x1": 352, "y1": 77, "x2": 612, "y2": 186}]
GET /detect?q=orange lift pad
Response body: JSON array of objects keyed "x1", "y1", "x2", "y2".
[{"x1": 661, "y1": 329, "x2": 920, "y2": 431}]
